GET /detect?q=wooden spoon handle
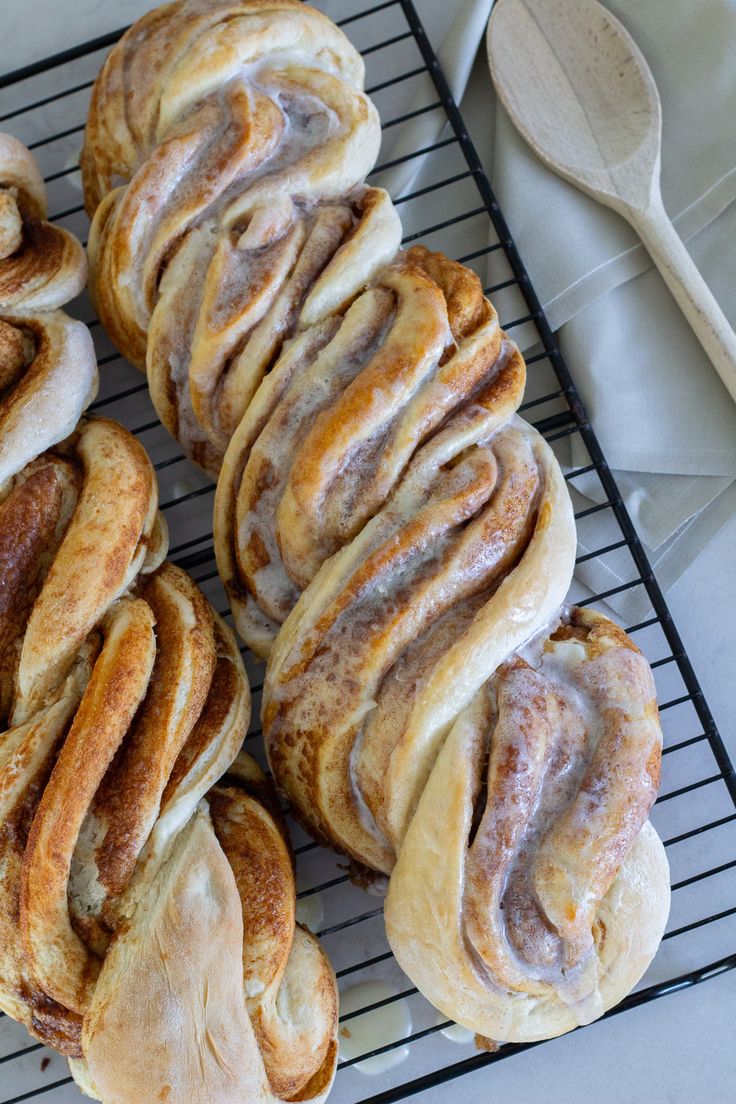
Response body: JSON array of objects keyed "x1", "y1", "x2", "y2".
[{"x1": 631, "y1": 196, "x2": 736, "y2": 403}]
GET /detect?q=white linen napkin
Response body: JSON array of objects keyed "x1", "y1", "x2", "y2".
[{"x1": 398, "y1": 0, "x2": 736, "y2": 620}]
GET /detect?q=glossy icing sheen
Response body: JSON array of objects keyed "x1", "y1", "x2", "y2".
[{"x1": 385, "y1": 608, "x2": 670, "y2": 1041}]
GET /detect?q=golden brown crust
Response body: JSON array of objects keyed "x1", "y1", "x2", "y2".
[
  {"x1": 69, "y1": 563, "x2": 217, "y2": 951},
  {"x1": 12, "y1": 418, "x2": 165, "y2": 724},
  {"x1": 20, "y1": 597, "x2": 157, "y2": 1014},
  {"x1": 407, "y1": 244, "x2": 488, "y2": 341},
  {"x1": 209, "y1": 769, "x2": 338, "y2": 1100},
  {"x1": 208, "y1": 784, "x2": 294, "y2": 1000},
  {"x1": 0, "y1": 457, "x2": 81, "y2": 718},
  {"x1": 155, "y1": 614, "x2": 251, "y2": 841},
  {"x1": 0, "y1": 655, "x2": 93, "y2": 1055},
  {"x1": 215, "y1": 250, "x2": 520, "y2": 659}
]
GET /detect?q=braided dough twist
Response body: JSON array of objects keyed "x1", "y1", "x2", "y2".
[
  {"x1": 83, "y1": 0, "x2": 387, "y2": 474},
  {"x1": 216, "y1": 245, "x2": 524, "y2": 656}
]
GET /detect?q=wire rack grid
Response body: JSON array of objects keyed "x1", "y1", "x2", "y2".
[{"x1": 0, "y1": 2, "x2": 735, "y2": 1102}]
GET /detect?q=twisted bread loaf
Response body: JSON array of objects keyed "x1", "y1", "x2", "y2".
[
  {"x1": 82, "y1": 0, "x2": 669, "y2": 1048},
  {"x1": 0, "y1": 426, "x2": 338, "y2": 1101},
  {"x1": 1, "y1": 137, "x2": 338, "y2": 1103}
]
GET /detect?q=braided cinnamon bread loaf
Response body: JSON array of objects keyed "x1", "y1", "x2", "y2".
[
  {"x1": 0, "y1": 433, "x2": 338, "y2": 1101},
  {"x1": 81, "y1": 0, "x2": 670, "y2": 1049},
  {"x1": 1, "y1": 136, "x2": 338, "y2": 1104}
]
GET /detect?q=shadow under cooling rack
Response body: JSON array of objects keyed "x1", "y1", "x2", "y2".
[{"x1": 0, "y1": 2, "x2": 735, "y2": 1103}]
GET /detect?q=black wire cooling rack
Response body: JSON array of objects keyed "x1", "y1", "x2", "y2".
[{"x1": 1, "y1": 2, "x2": 735, "y2": 1101}]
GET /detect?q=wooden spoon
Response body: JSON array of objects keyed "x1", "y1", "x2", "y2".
[{"x1": 487, "y1": 0, "x2": 736, "y2": 403}]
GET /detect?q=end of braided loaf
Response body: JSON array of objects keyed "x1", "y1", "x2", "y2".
[{"x1": 384, "y1": 607, "x2": 670, "y2": 1042}]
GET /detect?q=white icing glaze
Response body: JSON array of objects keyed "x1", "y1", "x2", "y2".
[
  {"x1": 439, "y1": 1020, "x2": 474, "y2": 1045},
  {"x1": 339, "y1": 980, "x2": 412, "y2": 1075},
  {"x1": 172, "y1": 476, "x2": 199, "y2": 500},
  {"x1": 295, "y1": 891, "x2": 324, "y2": 933}
]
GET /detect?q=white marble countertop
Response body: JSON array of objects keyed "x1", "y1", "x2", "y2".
[{"x1": 1, "y1": 2, "x2": 734, "y2": 1102}]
